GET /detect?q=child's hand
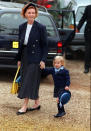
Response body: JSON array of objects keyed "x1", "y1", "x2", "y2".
[
  {"x1": 56, "y1": 97, "x2": 59, "y2": 103},
  {"x1": 65, "y1": 86, "x2": 69, "y2": 90},
  {"x1": 40, "y1": 61, "x2": 45, "y2": 69}
]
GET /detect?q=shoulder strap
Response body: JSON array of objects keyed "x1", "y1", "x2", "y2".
[{"x1": 14, "y1": 66, "x2": 20, "y2": 83}]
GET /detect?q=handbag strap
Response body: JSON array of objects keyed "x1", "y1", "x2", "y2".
[{"x1": 14, "y1": 66, "x2": 20, "y2": 83}]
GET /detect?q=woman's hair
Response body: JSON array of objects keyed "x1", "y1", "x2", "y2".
[
  {"x1": 21, "y1": 3, "x2": 38, "y2": 18},
  {"x1": 53, "y1": 56, "x2": 65, "y2": 66}
]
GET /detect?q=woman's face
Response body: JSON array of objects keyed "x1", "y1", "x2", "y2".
[{"x1": 25, "y1": 8, "x2": 36, "y2": 22}]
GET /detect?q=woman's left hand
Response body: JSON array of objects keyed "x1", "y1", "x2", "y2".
[{"x1": 40, "y1": 61, "x2": 45, "y2": 69}]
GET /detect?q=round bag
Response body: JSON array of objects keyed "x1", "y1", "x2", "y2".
[{"x1": 59, "y1": 90, "x2": 71, "y2": 105}]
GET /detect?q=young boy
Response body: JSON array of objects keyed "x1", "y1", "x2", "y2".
[{"x1": 42, "y1": 56, "x2": 71, "y2": 117}]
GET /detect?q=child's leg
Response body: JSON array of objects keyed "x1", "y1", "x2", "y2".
[
  {"x1": 54, "y1": 91, "x2": 71, "y2": 117},
  {"x1": 54, "y1": 102, "x2": 66, "y2": 118}
]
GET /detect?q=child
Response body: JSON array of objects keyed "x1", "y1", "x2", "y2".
[{"x1": 42, "y1": 56, "x2": 71, "y2": 118}]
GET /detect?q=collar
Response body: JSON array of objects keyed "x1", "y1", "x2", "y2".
[{"x1": 54, "y1": 66, "x2": 64, "y2": 73}]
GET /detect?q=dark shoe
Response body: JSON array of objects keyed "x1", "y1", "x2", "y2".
[
  {"x1": 28, "y1": 105, "x2": 41, "y2": 111},
  {"x1": 54, "y1": 111, "x2": 66, "y2": 118},
  {"x1": 84, "y1": 68, "x2": 89, "y2": 73}
]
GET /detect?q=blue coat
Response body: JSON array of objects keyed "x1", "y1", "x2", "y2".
[
  {"x1": 17, "y1": 20, "x2": 48, "y2": 63},
  {"x1": 42, "y1": 67, "x2": 70, "y2": 97}
]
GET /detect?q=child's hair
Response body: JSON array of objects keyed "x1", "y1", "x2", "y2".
[{"x1": 53, "y1": 56, "x2": 64, "y2": 66}]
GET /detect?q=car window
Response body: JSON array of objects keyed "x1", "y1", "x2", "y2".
[
  {"x1": 48, "y1": 10, "x2": 74, "y2": 29},
  {"x1": 63, "y1": 11, "x2": 74, "y2": 28},
  {"x1": 57, "y1": 11, "x2": 74, "y2": 29},
  {"x1": 0, "y1": 12, "x2": 26, "y2": 35},
  {"x1": 76, "y1": 6, "x2": 86, "y2": 33},
  {"x1": 0, "y1": 12, "x2": 56, "y2": 37},
  {"x1": 36, "y1": 14, "x2": 56, "y2": 37},
  {"x1": 76, "y1": 6, "x2": 85, "y2": 22}
]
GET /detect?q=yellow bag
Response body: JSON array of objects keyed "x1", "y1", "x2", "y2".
[{"x1": 11, "y1": 66, "x2": 20, "y2": 94}]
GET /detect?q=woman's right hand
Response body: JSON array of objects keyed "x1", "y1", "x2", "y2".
[{"x1": 17, "y1": 61, "x2": 21, "y2": 67}]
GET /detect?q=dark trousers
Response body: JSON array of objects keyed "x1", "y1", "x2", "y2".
[{"x1": 85, "y1": 39, "x2": 91, "y2": 69}]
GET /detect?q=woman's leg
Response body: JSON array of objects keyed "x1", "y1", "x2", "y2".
[
  {"x1": 19, "y1": 98, "x2": 29, "y2": 112},
  {"x1": 32, "y1": 99, "x2": 40, "y2": 108},
  {"x1": 35, "y1": 99, "x2": 40, "y2": 106}
]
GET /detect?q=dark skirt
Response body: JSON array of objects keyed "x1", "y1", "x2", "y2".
[{"x1": 18, "y1": 47, "x2": 41, "y2": 100}]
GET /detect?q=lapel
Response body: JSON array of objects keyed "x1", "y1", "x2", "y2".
[
  {"x1": 21, "y1": 22, "x2": 27, "y2": 43},
  {"x1": 27, "y1": 21, "x2": 38, "y2": 43}
]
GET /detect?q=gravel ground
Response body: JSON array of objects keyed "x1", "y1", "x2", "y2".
[{"x1": 0, "y1": 59, "x2": 90, "y2": 131}]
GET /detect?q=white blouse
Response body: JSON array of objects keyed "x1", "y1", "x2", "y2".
[{"x1": 24, "y1": 24, "x2": 32, "y2": 45}]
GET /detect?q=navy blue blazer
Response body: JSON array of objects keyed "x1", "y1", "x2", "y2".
[
  {"x1": 17, "y1": 20, "x2": 48, "y2": 63},
  {"x1": 42, "y1": 67, "x2": 70, "y2": 97}
]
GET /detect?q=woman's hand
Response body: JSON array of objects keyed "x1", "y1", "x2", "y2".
[
  {"x1": 40, "y1": 61, "x2": 45, "y2": 69},
  {"x1": 17, "y1": 61, "x2": 21, "y2": 67},
  {"x1": 65, "y1": 86, "x2": 69, "y2": 90}
]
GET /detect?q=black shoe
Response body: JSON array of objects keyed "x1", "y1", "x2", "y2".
[
  {"x1": 28, "y1": 105, "x2": 41, "y2": 111},
  {"x1": 84, "y1": 68, "x2": 89, "y2": 73},
  {"x1": 54, "y1": 111, "x2": 66, "y2": 118}
]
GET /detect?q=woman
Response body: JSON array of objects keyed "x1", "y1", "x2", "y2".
[
  {"x1": 77, "y1": 5, "x2": 91, "y2": 73},
  {"x1": 16, "y1": 2, "x2": 48, "y2": 115}
]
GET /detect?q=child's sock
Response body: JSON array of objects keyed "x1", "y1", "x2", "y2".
[{"x1": 59, "y1": 102, "x2": 62, "y2": 108}]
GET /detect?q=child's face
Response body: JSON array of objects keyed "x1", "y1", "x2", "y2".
[{"x1": 53, "y1": 59, "x2": 62, "y2": 69}]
